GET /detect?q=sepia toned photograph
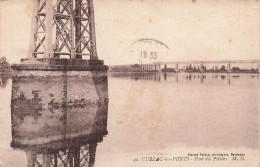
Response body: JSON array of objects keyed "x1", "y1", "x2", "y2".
[{"x1": 0, "y1": 0, "x2": 259, "y2": 166}]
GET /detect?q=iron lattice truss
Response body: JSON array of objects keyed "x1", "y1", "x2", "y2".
[
  {"x1": 31, "y1": 0, "x2": 96, "y2": 59},
  {"x1": 27, "y1": 144, "x2": 97, "y2": 167}
]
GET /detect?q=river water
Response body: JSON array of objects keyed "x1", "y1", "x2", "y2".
[{"x1": 0, "y1": 72, "x2": 259, "y2": 167}]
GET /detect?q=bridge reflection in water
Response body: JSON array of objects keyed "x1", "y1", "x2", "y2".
[
  {"x1": 109, "y1": 72, "x2": 259, "y2": 84},
  {"x1": 10, "y1": 71, "x2": 108, "y2": 167}
]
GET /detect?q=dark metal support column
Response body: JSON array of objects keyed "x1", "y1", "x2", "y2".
[
  {"x1": 75, "y1": 0, "x2": 82, "y2": 59},
  {"x1": 88, "y1": 0, "x2": 98, "y2": 60}
]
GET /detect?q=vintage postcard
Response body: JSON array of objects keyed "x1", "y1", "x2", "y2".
[{"x1": 0, "y1": 0, "x2": 259, "y2": 167}]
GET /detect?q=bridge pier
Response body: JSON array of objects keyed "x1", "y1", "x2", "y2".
[
  {"x1": 145, "y1": 64, "x2": 161, "y2": 72},
  {"x1": 164, "y1": 64, "x2": 167, "y2": 69},
  {"x1": 227, "y1": 62, "x2": 231, "y2": 73},
  {"x1": 175, "y1": 64, "x2": 179, "y2": 73},
  {"x1": 200, "y1": 63, "x2": 204, "y2": 73},
  {"x1": 158, "y1": 64, "x2": 161, "y2": 71},
  {"x1": 257, "y1": 63, "x2": 259, "y2": 74},
  {"x1": 14, "y1": 0, "x2": 106, "y2": 71}
]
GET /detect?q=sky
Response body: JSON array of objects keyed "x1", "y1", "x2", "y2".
[{"x1": 0, "y1": 0, "x2": 259, "y2": 65}]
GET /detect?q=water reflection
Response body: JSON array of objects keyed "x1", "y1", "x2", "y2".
[
  {"x1": 11, "y1": 71, "x2": 108, "y2": 167},
  {"x1": 0, "y1": 74, "x2": 11, "y2": 88},
  {"x1": 109, "y1": 72, "x2": 161, "y2": 81},
  {"x1": 0, "y1": 71, "x2": 257, "y2": 166},
  {"x1": 109, "y1": 72, "x2": 259, "y2": 84}
]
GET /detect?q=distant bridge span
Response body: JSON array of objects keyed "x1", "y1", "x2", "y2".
[
  {"x1": 109, "y1": 59, "x2": 259, "y2": 73},
  {"x1": 154, "y1": 60, "x2": 259, "y2": 65}
]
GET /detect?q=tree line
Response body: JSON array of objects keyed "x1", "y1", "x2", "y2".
[{"x1": 0, "y1": 57, "x2": 10, "y2": 67}]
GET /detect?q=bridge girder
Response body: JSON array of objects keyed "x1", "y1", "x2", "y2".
[{"x1": 28, "y1": 0, "x2": 98, "y2": 60}]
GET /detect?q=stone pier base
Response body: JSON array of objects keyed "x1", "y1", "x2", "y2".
[{"x1": 11, "y1": 58, "x2": 108, "y2": 72}]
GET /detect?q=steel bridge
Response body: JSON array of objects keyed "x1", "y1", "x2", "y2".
[
  {"x1": 28, "y1": 0, "x2": 98, "y2": 59},
  {"x1": 12, "y1": 0, "x2": 107, "y2": 71},
  {"x1": 110, "y1": 59, "x2": 259, "y2": 73},
  {"x1": 153, "y1": 60, "x2": 259, "y2": 72},
  {"x1": 155, "y1": 60, "x2": 259, "y2": 65}
]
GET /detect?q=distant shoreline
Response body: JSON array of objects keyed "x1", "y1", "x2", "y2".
[
  {"x1": 0, "y1": 67, "x2": 12, "y2": 76},
  {"x1": 108, "y1": 70, "x2": 259, "y2": 74},
  {"x1": 0, "y1": 68, "x2": 258, "y2": 76}
]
